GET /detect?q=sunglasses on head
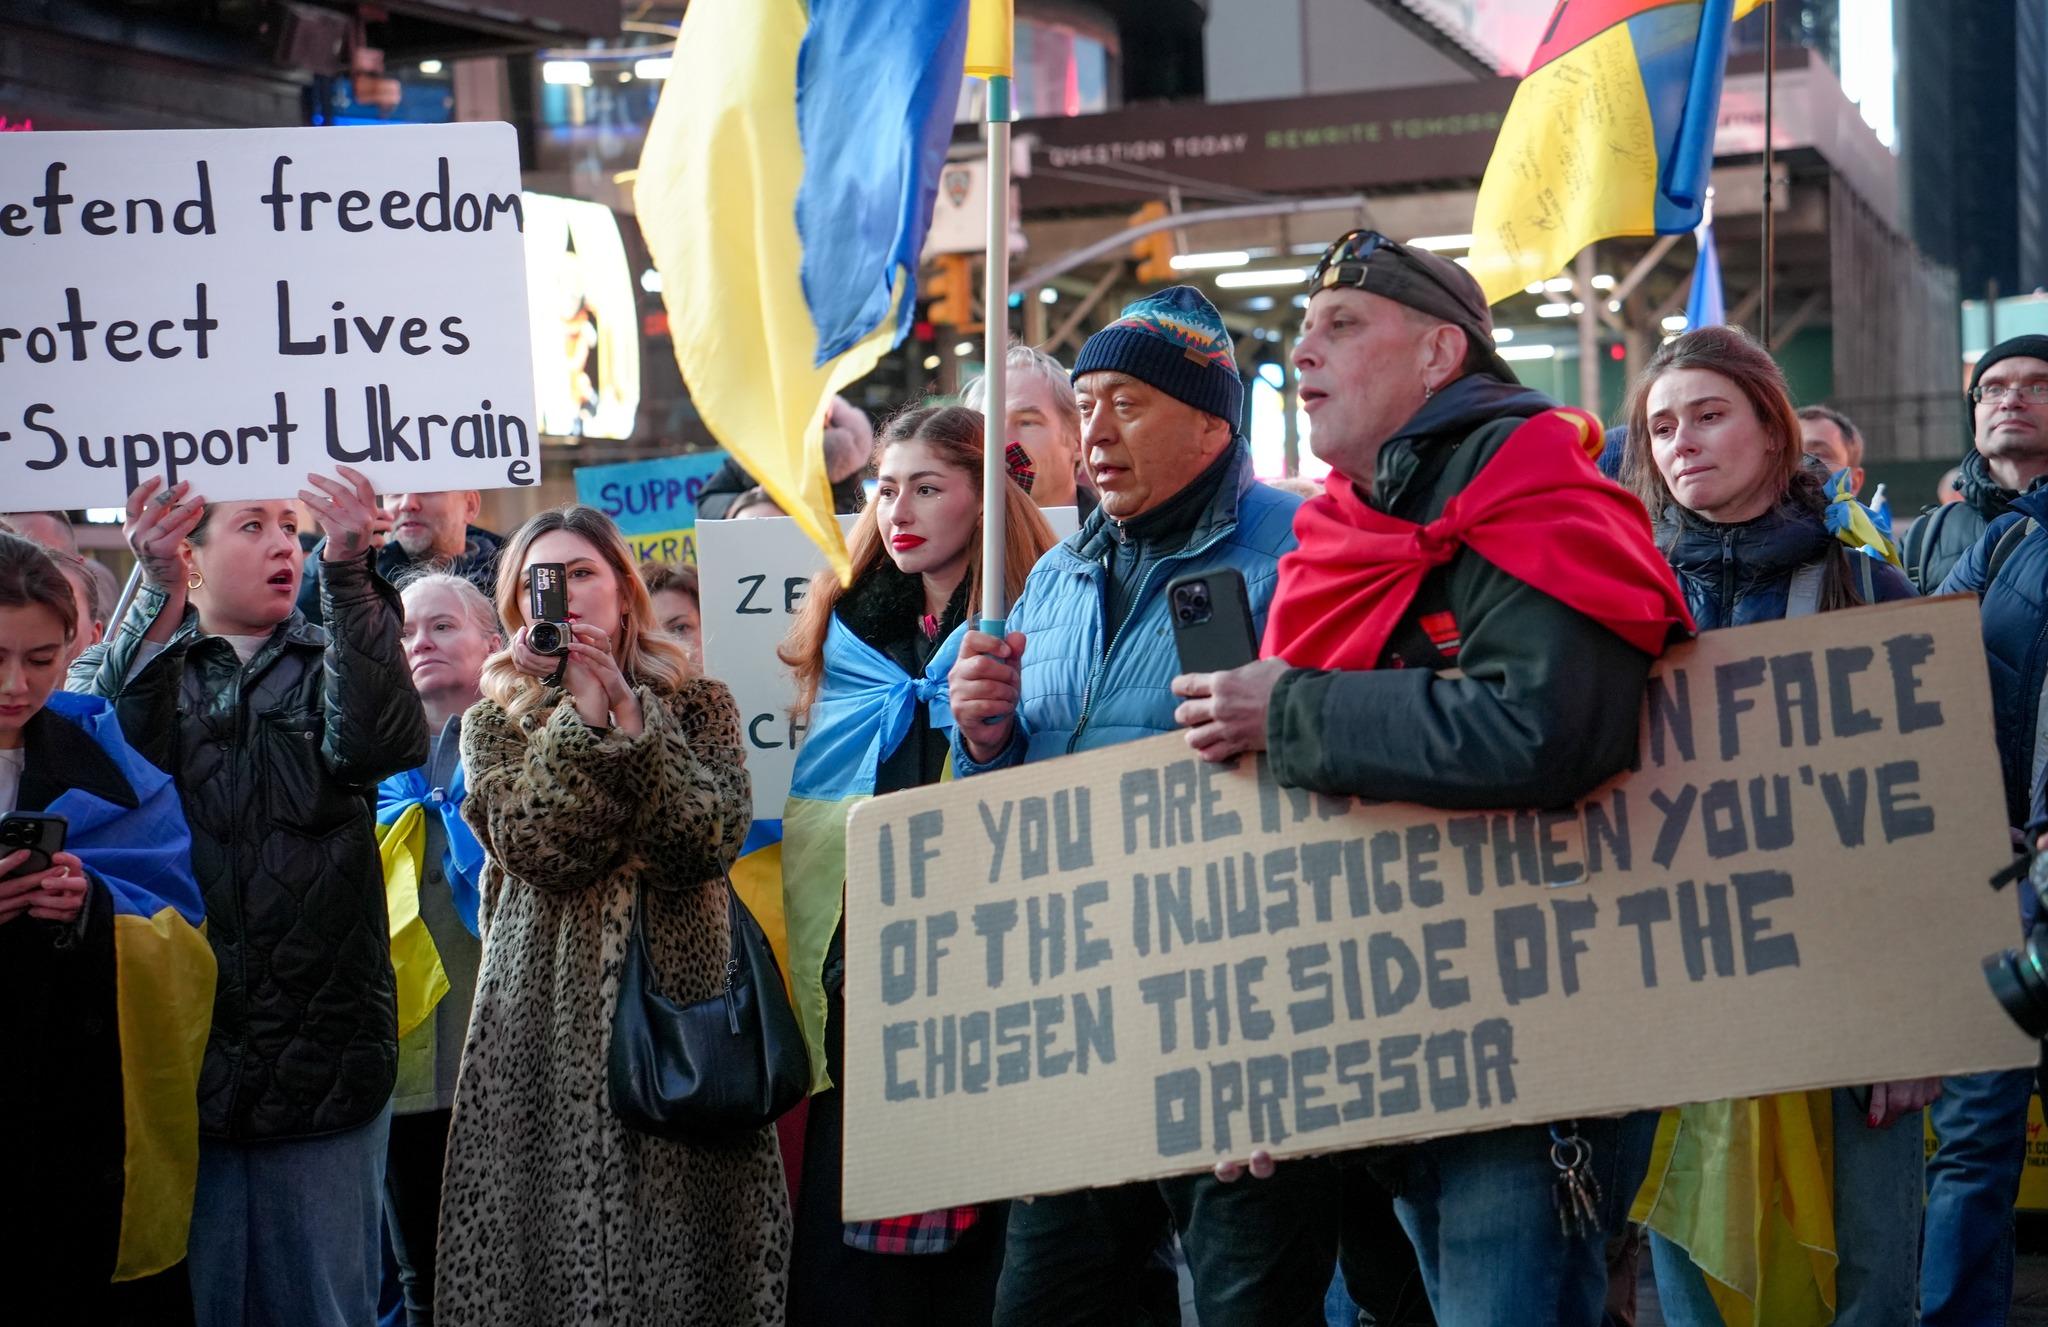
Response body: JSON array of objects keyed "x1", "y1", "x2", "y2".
[{"x1": 1307, "y1": 228, "x2": 1475, "y2": 313}]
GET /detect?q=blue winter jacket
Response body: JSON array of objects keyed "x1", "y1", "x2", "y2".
[
  {"x1": 955, "y1": 442, "x2": 1301, "y2": 771},
  {"x1": 1940, "y1": 486, "x2": 2048, "y2": 831}
]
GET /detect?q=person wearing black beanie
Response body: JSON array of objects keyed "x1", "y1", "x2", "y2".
[
  {"x1": 1918, "y1": 333, "x2": 2048, "y2": 1325},
  {"x1": 1900, "y1": 334, "x2": 2048, "y2": 591}
]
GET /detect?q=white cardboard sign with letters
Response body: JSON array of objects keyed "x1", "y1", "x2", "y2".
[
  {"x1": 699, "y1": 508, "x2": 1077, "y2": 820},
  {"x1": 0, "y1": 123, "x2": 539, "y2": 506}
]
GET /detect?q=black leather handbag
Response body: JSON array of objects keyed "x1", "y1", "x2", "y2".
[{"x1": 607, "y1": 879, "x2": 808, "y2": 1145}]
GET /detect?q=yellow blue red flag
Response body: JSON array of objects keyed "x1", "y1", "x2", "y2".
[
  {"x1": 1469, "y1": 0, "x2": 1767, "y2": 305},
  {"x1": 636, "y1": 0, "x2": 975, "y2": 581}
]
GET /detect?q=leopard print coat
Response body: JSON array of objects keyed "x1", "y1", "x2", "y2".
[{"x1": 436, "y1": 680, "x2": 790, "y2": 1326}]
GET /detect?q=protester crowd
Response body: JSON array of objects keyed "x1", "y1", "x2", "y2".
[{"x1": 5, "y1": 233, "x2": 2048, "y2": 1327}]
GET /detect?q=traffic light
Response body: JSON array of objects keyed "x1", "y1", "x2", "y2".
[
  {"x1": 924, "y1": 253, "x2": 978, "y2": 330},
  {"x1": 1131, "y1": 201, "x2": 1179, "y2": 285}
]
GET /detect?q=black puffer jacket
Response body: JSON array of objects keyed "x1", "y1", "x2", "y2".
[{"x1": 70, "y1": 554, "x2": 428, "y2": 1140}]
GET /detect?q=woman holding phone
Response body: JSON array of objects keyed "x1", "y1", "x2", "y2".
[
  {"x1": 0, "y1": 531, "x2": 212, "y2": 1326},
  {"x1": 776, "y1": 405, "x2": 1055, "y2": 1325},
  {"x1": 71, "y1": 467, "x2": 429, "y2": 1327},
  {"x1": 434, "y1": 506, "x2": 787, "y2": 1326}
]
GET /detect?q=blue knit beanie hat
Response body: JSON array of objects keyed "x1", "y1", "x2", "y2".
[{"x1": 1072, "y1": 286, "x2": 1244, "y2": 435}]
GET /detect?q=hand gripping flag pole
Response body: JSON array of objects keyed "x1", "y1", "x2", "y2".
[{"x1": 971, "y1": 2, "x2": 1015, "y2": 637}]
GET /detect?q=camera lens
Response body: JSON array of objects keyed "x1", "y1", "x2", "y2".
[
  {"x1": 530, "y1": 621, "x2": 565, "y2": 655},
  {"x1": 1985, "y1": 937, "x2": 2048, "y2": 1040}
]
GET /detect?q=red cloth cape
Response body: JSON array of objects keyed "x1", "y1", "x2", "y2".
[{"x1": 1261, "y1": 407, "x2": 1694, "y2": 670}]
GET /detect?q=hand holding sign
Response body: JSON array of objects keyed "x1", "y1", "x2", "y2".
[
  {"x1": 124, "y1": 476, "x2": 208, "y2": 590},
  {"x1": 301, "y1": 465, "x2": 381, "y2": 563},
  {"x1": 1173, "y1": 658, "x2": 1289, "y2": 763}
]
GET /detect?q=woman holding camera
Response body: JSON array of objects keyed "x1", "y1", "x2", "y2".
[
  {"x1": 1620, "y1": 327, "x2": 1929, "y2": 1327},
  {"x1": 71, "y1": 468, "x2": 430, "y2": 1327},
  {"x1": 777, "y1": 405, "x2": 1056, "y2": 1325},
  {"x1": 434, "y1": 505, "x2": 786, "y2": 1327},
  {"x1": 0, "y1": 531, "x2": 212, "y2": 1326},
  {"x1": 376, "y1": 571, "x2": 502, "y2": 1327}
]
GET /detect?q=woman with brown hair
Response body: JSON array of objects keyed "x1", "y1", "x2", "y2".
[
  {"x1": 777, "y1": 404, "x2": 1057, "y2": 1325},
  {"x1": 433, "y1": 505, "x2": 788, "y2": 1326},
  {"x1": 1620, "y1": 326, "x2": 1928, "y2": 1327}
]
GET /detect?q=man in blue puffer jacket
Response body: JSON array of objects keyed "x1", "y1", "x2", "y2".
[{"x1": 948, "y1": 286, "x2": 1310, "y2": 1327}]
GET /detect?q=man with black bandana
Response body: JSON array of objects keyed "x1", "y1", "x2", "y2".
[{"x1": 946, "y1": 286, "x2": 1318, "y2": 1325}]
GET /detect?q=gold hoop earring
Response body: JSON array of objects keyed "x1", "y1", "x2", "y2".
[{"x1": 186, "y1": 570, "x2": 204, "y2": 591}]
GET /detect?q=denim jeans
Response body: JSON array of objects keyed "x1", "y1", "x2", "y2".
[
  {"x1": 993, "y1": 1182, "x2": 1180, "y2": 1327},
  {"x1": 1649, "y1": 1088, "x2": 1924, "y2": 1327},
  {"x1": 1922, "y1": 1067, "x2": 2034, "y2": 1326},
  {"x1": 995, "y1": 1161, "x2": 1341, "y2": 1327},
  {"x1": 1379, "y1": 1114, "x2": 1656, "y2": 1327},
  {"x1": 1158, "y1": 1161, "x2": 1342, "y2": 1327},
  {"x1": 189, "y1": 1104, "x2": 391, "y2": 1327}
]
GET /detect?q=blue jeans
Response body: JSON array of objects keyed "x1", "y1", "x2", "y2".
[
  {"x1": 188, "y1": 1104, "x2": 391, "y2": 1327},
  {"x1": 1649, "y1": 1088, "x2": 1924, "y2": 1327},
  {"x1": 1380, "y1": 1114, "x2": 1655, "y2": 1327},
  {"x1": 1922, "y1": 1068, "x2": 2033, "y2": 1326}
]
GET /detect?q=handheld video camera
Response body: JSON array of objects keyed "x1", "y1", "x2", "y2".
[
  {"x1": 527, "y1": 563, "x2": 570, "y2": 656},
  {"x1": 1985, "y1": 848, "x2": 2048, "y2": 1037}
]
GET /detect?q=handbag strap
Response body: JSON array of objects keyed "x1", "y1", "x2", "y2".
[{"x1": 629, "y1": 878, "x2": 744, "y2": 999}]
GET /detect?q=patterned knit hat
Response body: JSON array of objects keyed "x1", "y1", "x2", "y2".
[{"x1": 1071, "y1": 286, "x2": 1244, "y2": 434}]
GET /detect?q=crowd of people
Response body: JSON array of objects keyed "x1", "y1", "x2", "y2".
[{"x1": 4, "y1": 233, "x2": 2048, "y2": 1327}]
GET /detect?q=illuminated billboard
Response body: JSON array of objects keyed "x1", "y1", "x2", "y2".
[{"x1": 523, "y1": 192, "x2": 641, "y2": 440}]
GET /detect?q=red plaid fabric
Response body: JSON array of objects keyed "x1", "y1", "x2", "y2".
[{"x1": 842, "y1": 1204, "x2": 982, "y2": 1256}]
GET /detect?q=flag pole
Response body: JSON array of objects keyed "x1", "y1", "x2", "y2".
[
  {"x1": 979, "y1": 71, "x2": 1014, "y2": 638},
  {"x1": 1760, "y1": 4, "x2": 1776, "y2": 346}
]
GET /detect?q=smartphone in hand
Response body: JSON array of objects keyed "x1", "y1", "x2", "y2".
[
  {"x1": 1169, "y1": 568, "x2": 1258, "y2": 674},
  {"x1": 0, "y1": 812, "x2": 68, "y2": 877}
]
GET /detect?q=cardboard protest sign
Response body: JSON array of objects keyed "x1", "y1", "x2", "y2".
[
  {"x1": 575, "y1": 452, "x2": 729, "y2": 565},
  {"x1": 0, "y1": 124, "x2": 537, "y2": 506},
  {"x1": 840, "y1": 597, "x2": 2036, "y2": 1219},
  {"x1": 699, "y1": 507, "x2": 1079, "y2": 819}
]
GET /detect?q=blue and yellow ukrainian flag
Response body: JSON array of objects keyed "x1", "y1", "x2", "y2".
[
  {"x1": 780, "y1": 618, "x2": 965, "y2": 1091},
  {"x1": 43, "y1": 691, "x2": 216, "y2": 1281},
  {"x1": 635, "y1": 0, "x2": 985, "y2": 581},
  {"x1": 1469, "y1": 0, "x2": 1767, "y2": 305}
]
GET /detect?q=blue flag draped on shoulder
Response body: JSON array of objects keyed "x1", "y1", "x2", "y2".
[
  {"x1": 636, "y1": 0, "x2": 972, "y2": 582},
  {"x1": 781, "y1": 617, "x2": 964, "y2": 1090},
  {"x1": 41, "y1": 691, "x2": 215, "y2": 1281}
]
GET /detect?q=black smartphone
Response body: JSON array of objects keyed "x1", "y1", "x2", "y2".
[
  {"x1": 1168, "y1": 568, "x2": 1258, "y2": 674},
  {"x1": 526, "y1": 563, "x2": 570, "y2": 656},
  {"x1": 0, "y1": 812, "x2": 67, "y2": 876}
]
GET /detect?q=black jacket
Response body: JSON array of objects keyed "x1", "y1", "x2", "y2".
[
  {"x1": 1901, "y1": 450, "x2": 2041, "y2": 594},
  {"x1": 1660, "y1": 495, "x2": 1916, "y2": 630},
  {"x1": 297, "y1": 524, "x2": 504, "y2": 626},
  {"x1": 71, "y1": 555, "x2": 428, "y2": 1140},
  {"x1": 1266, "y1": 375, "x2": 1656, "y2": 809},
  {"x1": 0, "y1": 711, "x2": 137, "y2": 1309}
]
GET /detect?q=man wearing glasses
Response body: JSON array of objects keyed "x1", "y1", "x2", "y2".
[
  {"x1": 1922, "y1": 333, "x2": 2048, "y2": 1327},
  {"x1": 1904, "y1": 335, "x2": 2048, "y2": 592},
  {"x1": 1169, "y1": 231, "x2": 1693, "y2": 1326}
]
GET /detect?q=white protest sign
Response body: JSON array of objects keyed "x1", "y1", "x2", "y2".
[
  {"x1": 0, "y1": 123, "x2": 539, "y2": 506},
  {"x1": 700, "y1": 507, "x2": 1078, "y2": 819}
]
